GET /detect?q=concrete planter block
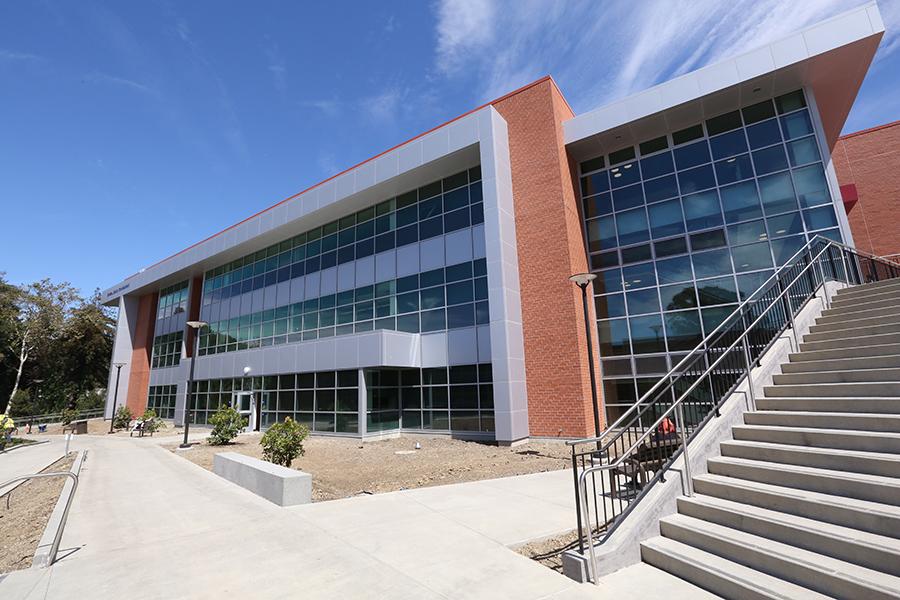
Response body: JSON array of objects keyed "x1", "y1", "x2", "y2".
[{"x1": 213, "y1": 452, "x2": 311, "y2": 506}]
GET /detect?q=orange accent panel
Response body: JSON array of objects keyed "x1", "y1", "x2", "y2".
[
  {"x1": 125, "y1": 293, "x2": 157, "y2": 415},
  {"x1": 492, "y1": 80, "x2": 603, "y2": 438}
]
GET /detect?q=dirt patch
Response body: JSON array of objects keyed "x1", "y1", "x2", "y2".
[
  {"x1": 0, "y1": 454, "x2": 75, "y2": 573},
  {"x1": 167, "y1": 434, "x2": 572, "y2": 501},
  {"x1": 515, "y1": 529, "x2": 583, "y2": 573},
  {"x1": 37, "y1": 418, "x2": 137, "y2": 436}
]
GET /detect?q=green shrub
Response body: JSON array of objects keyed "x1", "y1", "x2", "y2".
[
  {"x1": 140, "y1": 409, "x2": 165, "y2": 434},
  {"x1": 76, "y1": 389, "x2": 105, "y2": 413},
  {"x1": 60, "y1": 408, "x2": 77, "y2": 425},
  {"x1": 113, "y1": 406, "x2": 133, "y2": 430},
  {"x1": 260, "y1": 418, "x2": 308, "y2": 467},
  {"x1": 207, "y1": 406, "x2": 247, "y2": 445}
]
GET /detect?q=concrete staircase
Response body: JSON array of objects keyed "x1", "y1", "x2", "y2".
[{"x1": 640, "y1": 278, "x2": 900, "y2": 599}]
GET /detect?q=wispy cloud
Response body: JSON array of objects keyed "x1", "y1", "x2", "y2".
[
  {"x1": 362, "y1": 86, "x2": 406, "y2": 122},
  {"x1": 85, "y1": 71, "x2": 158, "y2": 96},
  {"x1": 300, "y1": 99, "x2": 342, "y2": 117},
  {"x1": 264, "y1": 38, "x2": 287, "y2": 94},
  {"x1": 0, "y1": 49, "x2": 42, "y2": 63},
  {"x1": 432, "y1": 0, "x2": 898, "y2": 112}
]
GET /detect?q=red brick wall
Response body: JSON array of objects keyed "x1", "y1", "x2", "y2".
[
  {"x1": 492, "y1": 79, "x2": 602, "y2": 438},
  {"x1": 833, "y1": 120, "x2": 900, "y2": 257},
  {"x1": 125, "y1": 292, "x2": 157, "y2": 415}
]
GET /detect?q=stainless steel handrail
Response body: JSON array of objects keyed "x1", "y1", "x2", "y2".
[
  {"x1": 1, "y1": 470, "x2": 79, "y2": 567},
  {"x1": 572, "y1": 239, "x2": 900, "y2": 583}
]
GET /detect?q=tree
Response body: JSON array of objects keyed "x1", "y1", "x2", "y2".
[{"x1": 4, "y1": 279, "x2": 78, "y2": 415}]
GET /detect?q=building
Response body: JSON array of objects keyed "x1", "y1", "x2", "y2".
[
  {"x1": 103, "y1": 3, "x2": 886, "y2": 444},
  {"x1": 833, "y1": 119, "x2": 900, "y2": 259}
]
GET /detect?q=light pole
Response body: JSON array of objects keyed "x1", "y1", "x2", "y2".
[
  {"x1": 569, "y1": 273, "x2": 602, "y2": 441},
  {"x1": 108, "y1": 363, "x2": 126, "y2": 434},
  {"x1": 181, "y1": 320, "x2": 208, "y2": 449}
]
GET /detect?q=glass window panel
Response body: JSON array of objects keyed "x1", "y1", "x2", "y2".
[
  {"x1": 728, "y1": 219, "x2": 768, "y2": 245},
  {"x1": 595, "y1": 293, "x2": 626, "y2": 319},
  {"x1": 815, "y1": 228, "x2": 842, "y2": 243},
  {"x1": 674, "y1": 140, "x2": 711, "y2": 170},
  {"x1": 803, "y1": 205, "x2": 838, "y2": 231},
  {"x1": 682, "y1": 190, "x2": 722, "y2": 231},
  {"x1": 706, "y1": 110, "x2": 742, "y2": 136},
  {"x1": 697, "y1": 276, "x2": 738, "y2": 306},
  {"x1": 612, "y1": 183, "x2": 644, "y2": 211},
  {"x1": 420, "y1": 287, "x2": 445, "y2": 309},
  {"x1": 752, "y1": 145, "x2": 789, "y2": 175},
  {"x1": 736, "y1": 270, "x2": 773, "y2": 301},
  {"x1": 741, "y1": 99, "x2": 776, "y2": 125},
  {"x1": 447, "y1": 304, "x2": 475, "y2": 328},
  {"x1": 771, "y1": 235, "x2": 806, "y2": 265},
  {"x1": 597, "y1": 318, "x2": 631, "y2": 356},
  {"x1": 446, "y1": 281, "x2": 474, "y2": 305},
  {"x1": 602, "y1": 358, "x2": 633, "y2": 376},
  {"x1": 582, "y1": 193, "x2": 613, "y2": 218},
  {"x1": 609, "y1": 162, "x2": 640, "y2": 188},
  {"x1": 609, "y1": 147, "x2": 636, "y2": 165},
  {"x1": 664, "y1": 310, "x2": 702, "y2": 351},
  {"x1": 621, "y1": 244, "x2": 652, "y2": 264},
  {"x1": 702, "y1": 306, "x2": 736, "y2": 336},
  {"x1": 673, "y1": 124, "x2": 704, "y2": 145},
  {"x1": 732, "y1": 241, "x2": 773, "y2": 272},
  {"x1": 626, "y1": 288, "x2": 660, "y2": 315},
  {"x1": 714, "y1": 154, "x2": 754, "y2": 185},
  {"x1": 630, "y1": 314, "x2": 667, "y2": 354},
  {"x1": 654, "y1": 236, "x2": 688, "y2": 257},
  {"x1": 643, "y1": 174, "x2": 679, "y2": 203},
  {"x1": 622, "y1": 262, "x2": 656, "y2": 289},
  {"x1": 595, "y1": 268, "x2": 623, "y2": 294},
  {"x1": 580, "y1": 156, "x2": 605, "y2": 174},
  {"x1": 660, "y1": 283, "x2": 697, "y2": 310},
  {"x1": 615, "y1": 208, "x2": 650, "y2": 246},
  {"x1": 640, "y1": 151, "x2": 674, "y2": 179},
  {"x1": 767, "y1": 212, "x2": 803, "y2": 238},
  {"x1": 720, "y1": 180, "x2": 762, "y2": 223},
  {"x1": 587, "y1": 215, "x2": 617, "y2": 252},
  {"x1": 656, "y1": 255, "x2": 693, "y2": 284},
  {"x1": 693, "y1": 248, "x2": 732, "y2": 278},
  {"x1": 780, "y1": 110, "x2": 813, "y2": 139},
  {"x1": 710, "y1": 130, "x2": 748, "y2": 160},
  {"x1": 639, "y1": 136, "x2": 668, "y2": 155},
  {"x1": 775, "y1": 90, "x2": 806, "y2": 114},
  {"x1": 792, "y1": 164, "x2": 830, "y2": 208},
  {"x1": 420, "y1": 308, "x2": 446, "y2": 332},
  {"x1": 648, "y1": 199, "x2": 685, "y2": 239},
  {"x1": 678, "y1": 164, "x2": 716, "y2": 194},
  {"x1": 759, "y1": 172, "x2": 799, "y2": 215},
  {"x1": 786, "y1": 136, "x2": 820, "y2": 166},
  {"x1": 690, "y1": 229, "x2": 727, "y2": 251},
  {"x1": 746, "y1": 119, "x2": 782, "y2": 149}
]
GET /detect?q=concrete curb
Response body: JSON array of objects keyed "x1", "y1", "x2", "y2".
[
  {"x1": 32, "y1": 450, "x2": 86, "y2": 568},
  {"x1": 0, "y1": 439, "x2": 49, "y2": 455}
]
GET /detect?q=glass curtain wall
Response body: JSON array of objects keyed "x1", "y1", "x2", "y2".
[{"x1": 578, "y1": 89, "x2": 843, "y2": 421}]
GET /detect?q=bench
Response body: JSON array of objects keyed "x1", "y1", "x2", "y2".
[
  {"x1": 62, "y1": 420, "x2": 88, "y2": 435},
  {"x1": 129, "y1": 420, "x2": 153, "y2": 437},
  {"x1": 609, "y1": 436, "x2": 680, "y2": 499},
  {"x1": 213, "y1": 452, "x2": 312, "y2": 506}
]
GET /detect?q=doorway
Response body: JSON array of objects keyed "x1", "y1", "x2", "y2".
[{"x1": 233, "y1": 392, "x2": 257, "y2": 432}]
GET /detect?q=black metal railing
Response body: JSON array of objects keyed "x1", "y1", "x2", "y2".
[{"x1": 568, "y1": 236, "x2": 900, "y2": 583}]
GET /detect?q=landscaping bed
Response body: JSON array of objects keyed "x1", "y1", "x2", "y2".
[
  {"x1": 168, "y1": 434, "x2": 571, "y2": 501},
  {"x1": 0, "y1": 454, "x2": 75, "y2": 573}
]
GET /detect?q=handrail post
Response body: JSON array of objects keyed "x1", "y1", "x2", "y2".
[
  {"x1": 674, "y1": 402, "x2": 692, "y2": 496},
  {"x1": 817, "y1": 252, "x2": 831, "y2": 308},
  {"x1": 579, "y1": 474, "x2": 599, "y2": 584},
  {"x1": 742, "y1": 335, "x2": 756, "y2": 411},
  {"x1": 572, "y1": 449, "x2": 584, "y2": 554},
  {"x1": 778, "y1": 272, "x2": 799, "y2": 353},
  {"x1": 840, "y1": 249, "x2": 850, "y2": 286}
]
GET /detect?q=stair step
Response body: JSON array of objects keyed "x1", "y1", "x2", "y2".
[
  {"x1": 800, "y1": 332, "x2": 900, "y2": 352},
  {"x1": 721, "y1": 439, "x2": 900, "y2": 477},
  {"x1": 805, "y1": 321, "x2": 900, "y2": 342},
  {"x1": 821, "y1": 297, "x2": 900, "y2": 318},
  {"x1": 755, "y1": 397, "x2": 900, "y2": 413},
  {"x1": 788, "y1": 343, "x2": 900, "y2": 362},
  {"x1": 834, "y1": 278, "x2": 900, "y2": 301},
  {"x1": 773, "y1": 368, "x2": 900, "y2": 384},
  {"x1": 707, "y1": 456, "x2": 900, "y2": 505},
  {"x1": 764, "y1": 382, "x2": 900, "y2": 397},
  {"x1": 732, "y1": 424, "x2": 900, "y2": 454},
  {"x1": 780, "y1": 354, "x2": 900, "y2": 373},
  {"x1": 693, "y1": 473, "x2": 900, "y2": 537},
  {"x1": 830, "y1": 286, "x2": 900, "y2": 309},
  {"x1": 808, "y1": 314, "x2": 900, "y2": 335},
  {"x1": 659, "y1": 514, "x2": 900, "y2": 599},
  {"x1": 641, "y1": 536, "x2": 831, "y2": 600},
  {"x1": 744, "y1": 410, "x2": 900, "y2": 433},
  {"x1": 676, "y1": 494, "x2": 900, "y2": 577},
  {"x1": 816, "y1": 305, "x2": 899, "y2": 326}
]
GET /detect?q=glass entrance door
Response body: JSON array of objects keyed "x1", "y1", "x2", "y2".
[{"x1": 233, "y1": 392, "x2": 255, "y2": 432}]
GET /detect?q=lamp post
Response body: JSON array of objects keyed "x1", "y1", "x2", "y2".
[
  {"x1": 108, "y1": 363, "x2": 126, "y2": 434},
  {"x1": 569, "y1": 273, "x2": 602, "y2": 441},
  {"x1": 181, "y1": 320, "x2": 208, "y2": 449}
]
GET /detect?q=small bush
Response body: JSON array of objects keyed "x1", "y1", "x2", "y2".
[
  {"x1": 260, "y1": 418, "x2": 308, "y2": 467},
  {"x1": 208, "y1": 406, "x2": 247, "y2": 445},
  {"x1": 113, "y1": 406, "x2": 133, "y2": 430},
  {"x1": 76, "y1": 389, "x2": 105, "y2": 413},
  {"x1": 140, "y1": 409, "x2": 165, "y2": 434},
  {"x1": 60, "y1": 408, "x2": 77, "y2": 425}
]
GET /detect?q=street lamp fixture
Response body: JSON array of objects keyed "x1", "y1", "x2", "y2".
[
  {"x1": 569, "y1": 273, "x2": 602, "y2": 443},
  {"x1": 108, "y1": 362, "x2": 126, "y2": 434},
  {"x1": 181, "y1": 320, "x2": 208, "y2": 448}
]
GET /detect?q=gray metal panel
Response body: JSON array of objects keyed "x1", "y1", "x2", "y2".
[
  {"x1": 419, "y1": 237, "x2": 445, "y2": 271},
  {"x1": 375, "y1": 250, "x2": 396, "y2": 283},
  {"x1": 445, "y1": 228, "x2": 474, "y2": 265},
  {"x1": 420, "y1": 332, "x2": 448, "y2": 367},
  {"x1": 396, "y1": 243, "x2": 419, "y2": 277},
  {"x1": 355, "y1": 256, "x2": 375, "y2": 286},
  {"x1": 321, "y1": 267, "x2": 339, "y2": 295},
  {"x1": 447, "y1": 327, "x2": 478, "y2": 366},
  {"x1": 336, "y1": 264, "x2": 354, "y2": 291}
]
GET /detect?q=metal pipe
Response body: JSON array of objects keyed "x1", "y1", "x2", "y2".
[
  {"x1": 742, "y1": 336, "x2": 756, "y2": 412},
  {"x1": 675, "y1": 403, "x2": 692, "y2": 496},
  {"x1": 579, "y1": 469, "x2": 599, "y2": 584}
]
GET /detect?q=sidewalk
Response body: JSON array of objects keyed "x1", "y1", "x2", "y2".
[{"x1": 0, "y1": 439, "x2": 70, "y2": 496}]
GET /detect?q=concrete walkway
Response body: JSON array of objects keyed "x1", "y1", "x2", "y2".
[
  {"x1": 0, "y1": 434, "x2": 714, "y2": 599},
  {"x1": 0, "y1": 440, "x2": 68, "y2": 496}
]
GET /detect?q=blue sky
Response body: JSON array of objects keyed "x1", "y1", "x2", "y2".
[{"x1": 2, "y1": 0, "x2": 898, "y2": 296}]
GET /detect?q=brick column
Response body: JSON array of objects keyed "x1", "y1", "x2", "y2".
[{"x1": 124, "y1": 292, "x2": 157, "y2": 415}]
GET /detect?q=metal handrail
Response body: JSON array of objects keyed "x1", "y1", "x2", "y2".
[
  {"x1": 1, "y1": 470, "x2": 79, "y2": 567},
  {"x1": 11, "y1": 408, "x2": 105, "y2": 427},
  {"x1": 570, "y1": 237, "x2": 900, "y2": 583}
]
